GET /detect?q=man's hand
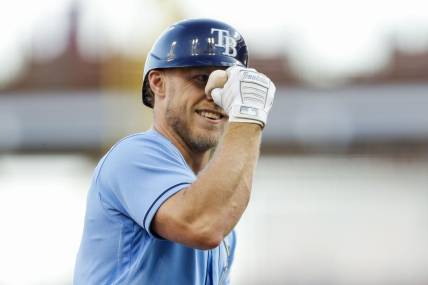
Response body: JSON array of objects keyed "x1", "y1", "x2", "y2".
[{"x1": 205, "y1": 66, "x2": 276, "y2": 128}]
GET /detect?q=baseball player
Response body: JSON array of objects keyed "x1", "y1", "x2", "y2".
[{"x1": 74, "y1": 18, "x2": 276, "y2": 285}]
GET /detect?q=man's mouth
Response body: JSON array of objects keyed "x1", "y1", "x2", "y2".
[{"x1": 195, "y1": 109, "x2": 226, "y2": 122}]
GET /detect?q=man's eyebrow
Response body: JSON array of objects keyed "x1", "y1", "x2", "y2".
[{"x1": 188, "y1": 70, "x2": 211, "y2": 76}]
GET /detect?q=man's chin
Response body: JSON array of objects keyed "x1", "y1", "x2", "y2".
[
  {"x1": 189, "y1": 131, "x2": 220, "y2": 152},
  {"x1": 198, "y1": 127, "x2": 223, "y2": 140}
]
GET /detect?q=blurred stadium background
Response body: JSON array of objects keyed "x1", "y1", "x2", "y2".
[{"x1": 1, "y1": 0, "x2": 428, "y2": 284}]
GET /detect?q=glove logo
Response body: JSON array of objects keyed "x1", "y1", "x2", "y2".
[
  {"x1": 240, "y1": 106, "x2": 258, "y2": 116},
  {"x1": 211, "y1": 28, "x2": 238, "y2": 57},
  {"x1": 242, "y1": 71, "x2": 269, "y2": 86}
]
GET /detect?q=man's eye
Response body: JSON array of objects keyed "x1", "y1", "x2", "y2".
[{"x1": 193, "y1": 74, "x2": 209, "y2": 86}]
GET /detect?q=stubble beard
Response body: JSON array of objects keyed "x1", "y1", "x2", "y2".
[{"x1": 165, "y1": 102, "x2": 221, "y2": 153}]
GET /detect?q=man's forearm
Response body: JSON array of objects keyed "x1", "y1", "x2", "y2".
[{"x1": 184, "y1": 122, "x2": 261, "y2": 237}]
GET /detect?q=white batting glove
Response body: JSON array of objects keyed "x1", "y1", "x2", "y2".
[{"x1": 205, "y1": 66, "x2": 275, "y2": 128}]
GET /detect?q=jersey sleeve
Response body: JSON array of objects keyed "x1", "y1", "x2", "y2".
[
  {"x1": 96, "y1": 134, "x2": 196, "y2": 237},
  {"x1": 225, "y1": 231, "x2": 237, "y2": 285}
]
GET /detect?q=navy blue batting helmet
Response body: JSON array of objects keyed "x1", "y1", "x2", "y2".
[{"x1": 142, "y1": 18, "x2": 249, "y2": 108}]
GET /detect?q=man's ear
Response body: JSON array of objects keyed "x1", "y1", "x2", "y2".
[{"x1": 148, "y1": 70, "x2": 166, "y2": 98}]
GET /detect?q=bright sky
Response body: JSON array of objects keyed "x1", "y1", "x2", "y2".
[{"x1": 1, "y1": 0, "x2": 428, "y2": 85}]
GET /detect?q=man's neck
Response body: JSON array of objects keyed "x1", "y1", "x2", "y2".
[{"x1": 153, "y1": 124, "x2": 210, "y2": 174}]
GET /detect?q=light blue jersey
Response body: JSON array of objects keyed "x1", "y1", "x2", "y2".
[{"x1": 74, "y1": 129, "x2": 236, "y2": 285}]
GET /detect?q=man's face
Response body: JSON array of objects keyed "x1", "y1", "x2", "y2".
[{"x1": 163, "y1": 67, "x2": 228, "y2": 153}]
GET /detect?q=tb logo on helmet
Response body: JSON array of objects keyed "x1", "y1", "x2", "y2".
[{"x1": 211, "y1": 28, "x2": 238, "y2": 57}]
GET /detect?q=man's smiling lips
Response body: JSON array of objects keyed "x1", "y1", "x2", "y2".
[{"x1": 195, "y1": 109, "x2": 228, "y2": 123}]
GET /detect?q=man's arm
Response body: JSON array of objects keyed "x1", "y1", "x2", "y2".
[
  {"x1": 153, "y1": 66, "x2": 275, "y2": 249},
  {"x1": 153, "y1": 123, "x2": 261, "y2": 249}
]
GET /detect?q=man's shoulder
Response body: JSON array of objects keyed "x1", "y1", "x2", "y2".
[
  {"x1": 115, "y1": 129, "x2": 159, "y2": 146},
  {"x1": 104, "y1": 130, "x2": 185, "y2": 166},
  {"x1": 111, "y1": 130, "x2": 166, "y2": 151}
]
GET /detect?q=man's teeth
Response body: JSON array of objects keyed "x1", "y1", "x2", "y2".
[{"x1": 200, "y1": 111, "x2": 221, "y2": 120}]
